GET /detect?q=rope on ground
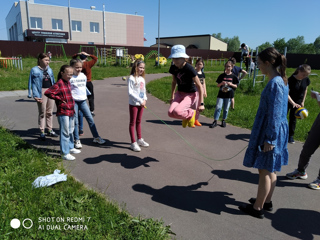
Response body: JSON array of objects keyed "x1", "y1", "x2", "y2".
[{"x1": 145, "y1": 106, "x2": 248, "y2": 161}]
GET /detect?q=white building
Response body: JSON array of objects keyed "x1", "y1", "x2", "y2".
[{"x1": 6, "y1": 0, "x2": 144, "y2": 46}]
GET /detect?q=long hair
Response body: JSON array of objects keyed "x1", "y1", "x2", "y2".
[
  {"x1": 130, "y1": 60, "x2": 145, "y2": 84},
  {"x1": 293, "y1": 64, "x2": 311, "y2": 76},
  {"x1": 57, "y1": 65, "x2": 72, "y2": 80},
  {"x1": 258, "y1": 47, "x2": 287, "y2": 85},
  {"x1": 229, "y1": 57, "x2": 236, "y2": 65},
  {"x1": 37, "y1": 53, "x2": 49, "y2": 66}
]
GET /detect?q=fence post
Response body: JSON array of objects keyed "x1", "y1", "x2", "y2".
[{"x1": 253, "y1": 47, "x2": 259, "y2": 87}]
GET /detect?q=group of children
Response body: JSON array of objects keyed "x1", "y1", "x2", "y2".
[{"x1": 29, "y1": 53, "x2": 105, "y2": 161}]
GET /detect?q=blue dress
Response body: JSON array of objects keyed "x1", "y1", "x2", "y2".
[{"x1": 243, "y1": 76, "x2": 289, "y2": 172}]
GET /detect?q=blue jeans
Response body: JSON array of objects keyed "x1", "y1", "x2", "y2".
[
  {"x1": 57, "y1": 115, "x2": 75, "y2": 155},
  {"x1": 214, "y1": 98, "x2": 231, "y2": 120},
  {"x1": 78, "y1": 110, "x2": 83, "y2": 131},
  {"x1": 74, "y1": 100, "x2": 99, "y2": 141}
]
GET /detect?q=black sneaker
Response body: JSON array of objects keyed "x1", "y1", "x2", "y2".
[
  {"x1": 209, "y1": 120, "x2": 217, "y2": 128},
  {"x1": 48, "y1": 130, "x2": 58, "y2": 138},
  {"x1": 91, "y1": 112, "x2": 95, "y2": 117},
  {"x1": 239, "y1": 204, "x2": 264, "y2": 219},
  {"x1": 248, "y1": 198, "x2": 273, "y2": 211},
  {"x1": 288, "y1": 136, "x2": 295, "y2": 144},
  {"x1": 40, "y1": 132, "x2": 46, "y2": 141},
  {"x1": 221, "y1": 120, "x2": 226, "y2": 128}
]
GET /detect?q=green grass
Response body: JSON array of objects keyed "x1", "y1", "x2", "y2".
[
  {"x1": 147, "y1": 68, "x2": 320, "y2": 143},
  {"x1": 0, "y1": 57, "x2": 229, "y2": 91},
  {"x1": 0, "y1": 127, "x2": 173, "y2": 239}
]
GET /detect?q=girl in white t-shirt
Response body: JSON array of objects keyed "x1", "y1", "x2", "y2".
[
  {"x1": 70, "y1": 59, "x2": 105, "y2": 149},
  {"x1": 127, "y1": 61, "x2": 149, "y2": 152}
]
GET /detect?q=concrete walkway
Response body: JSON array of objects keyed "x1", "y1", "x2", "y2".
[{"x1": 1, "y1": 73, "x2": 319, "y2": 240}]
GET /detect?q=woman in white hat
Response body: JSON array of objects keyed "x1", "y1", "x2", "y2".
[{"x1": 168, "y1": 45, "x2": 205, "y2": 127}]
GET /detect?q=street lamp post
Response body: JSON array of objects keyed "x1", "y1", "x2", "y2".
[{"x1": 157, "y1": 0, "x2": 160, "y2": 66}]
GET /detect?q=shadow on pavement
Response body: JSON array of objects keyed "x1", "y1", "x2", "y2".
[
  {"x1": 212, "y1": 169, "x2": 309, "y2": 188},
  {"x1": 225, "y1": 133, "x2": 250, "y2": 142},
  {"x1": 84, "y1": 154, "x2": 159, "y2": 169},
  {"x1": 146, "y1": 119, "x2": 182, "y2": 126},
  {"x1": 79, "y1": 138, "x2": 130, "y2": 149},
  {"x1": 15, "y1": 99, "x2": 35, "y2": 102},
  {"x1": 268, "y1": 208, "x2": 320, "y2": 240},
  {"x1": 132, "y1": 182, "x2": 242, "y2": 215}
]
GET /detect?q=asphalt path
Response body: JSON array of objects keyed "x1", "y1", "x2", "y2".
[{"x1": 1, "y1": 73, "x2": 319, "y2": 240}]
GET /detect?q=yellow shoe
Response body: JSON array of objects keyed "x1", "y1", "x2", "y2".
[
  {"x1": 182, "y1": 119, "x2": 188, "y2": 128},
  {"x1": 194, "y1": 120, "x2": 202, "y2": 126},
  {"x1": 188, "y1": 110, "x2": 196, "y2": 127}
]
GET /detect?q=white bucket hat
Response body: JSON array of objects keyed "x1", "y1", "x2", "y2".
[{"x1": 168, "y1": 45, "x2": 189, "y2": 59}]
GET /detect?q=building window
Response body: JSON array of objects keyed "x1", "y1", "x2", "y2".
[
  {"x1": 30, "y1": 17, "x2": 42, "y2": 29},
  {"x1": 90, "y1": 22, "x2": 99, "y2": 33},
  {"x1": 72, "y1": 20, "x2": 82, "y2": 32},
  {"x1": 52, "y1": 19, "x2": 63, "y2": 30}
]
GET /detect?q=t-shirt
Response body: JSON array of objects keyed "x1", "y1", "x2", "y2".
[
  {"x1": 169, "y1": 63, "x2": 197, "y2": 93},
  {"x1": 288, "y1": 75, "x2": 310, "y2": 104},
  {"x1": 42, "y1": 68, "x2": 52, "y2": 88},
  {"x1": 197, "y1": 72, "x2": 205, "y2": 85},
  {"x1": 216, "y1": 73, "x2": 239, "y2": 98},
  {"x1": 232, "y1": 66, "x2": 242, "y2": 79},
  {"x1": 70, "y1": 72, "x2": 87, "y2": 101}
]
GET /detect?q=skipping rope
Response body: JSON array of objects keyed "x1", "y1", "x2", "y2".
[{"x1": 144, "y1": 106, "x2": 248, "y2": 162}]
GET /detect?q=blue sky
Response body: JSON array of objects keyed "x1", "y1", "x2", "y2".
[{"x1": 1, "y1": 0, "x2": 319, "y2": 50}]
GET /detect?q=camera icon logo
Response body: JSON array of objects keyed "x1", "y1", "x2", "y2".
[{"x1": 10, "y1": 218, "x2": 33, "y2": 229}]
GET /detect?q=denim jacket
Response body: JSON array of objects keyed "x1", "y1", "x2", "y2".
[{"x1": 28, "y1": 66, "x2": 55, "y2": 98}]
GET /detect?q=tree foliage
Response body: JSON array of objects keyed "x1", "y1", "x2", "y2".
[
  {"x1": 212, "y1": 33, "x2": 240, "y2": 52},
  {"x1": 212, "y1": 33, "x2": 320, "y2": 54}
]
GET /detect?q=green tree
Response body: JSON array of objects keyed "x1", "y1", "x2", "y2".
[
  {"x1": 314, "y1": 36, "x2": 320, "y2": 54},
  {"x1": 257, "y1": 42, "x2": 273, "y2": 53},
  {"x1": 226, "y1": 36, "x2": 240, "y2": 52},
  {"x1": 286, "y1": 36, "x2": 305, "y2": 53},
  {"x1": 273, "y1": 38, "x2": 286, "y2": 54},
  {"x1": 299, "y1": 43, "x2": 316, "y2": 54}
]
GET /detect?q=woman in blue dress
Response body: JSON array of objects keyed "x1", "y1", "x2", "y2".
[{"x1": 239, "y1": 48, "x2": 289, "y2": 219}]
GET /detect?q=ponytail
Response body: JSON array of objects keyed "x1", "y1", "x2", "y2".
[
  {"x1": 278, "y1": 54, "x2": 287, "y2": 85},
  {"x1": 259, "y1": 47, "x2": 287, "y2": 85}
]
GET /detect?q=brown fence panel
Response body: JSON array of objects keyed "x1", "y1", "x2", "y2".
[{"x1": 1, "y1": 41, "x2": 320, "y2": 69}]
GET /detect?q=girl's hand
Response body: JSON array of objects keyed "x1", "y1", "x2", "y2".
[
  {"x1": 301, "y1": 102, "x2": 305, "y2": 107},
  {"x1": 263, "y1": 142, "x2": 274, "y2": 152},
  {"x1": 293, "y1": 102, "x2": 301, "y2": 108},
  {"x1": 198, "y1": 105, "x2": 205, "y2": 112},
  {"x1": 141, "y1": 100, "x2": 146, "y2": 107},
  {"x1": 203, "y1": 93, "x2": 207, "y2": 98},
  {"x1": 61, "y1": 100, "x2": 66, "y2": 104},
  {"x1": 34, "y1": 97, "x2": 43, "y2": 103}
]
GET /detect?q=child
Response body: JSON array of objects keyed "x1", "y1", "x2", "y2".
[
  {"x1": 44, "y1": 65, "x2": 81, "y2": 161},
  {"x1": 240, "y1": 47, "x2": 288, "y2": 219},
  {"x1": 287, "y1": 64, "x2": 311, "y2": 144},
  {"x1": 28, "y1": 53, "x2": 58, "y2": 140},
  {"x1": 69, "y1": 59, "x2": 105, "y2": 149},
  {"x1": 194, "y1": 58, "x2": 207, "y2": 126},
  {"x1": 229, "y1": 57, "x2": 247, "y2": 110},
  {"x1": 210, "y1": 60, "x2": 239, "y2": 128},
  {"x1": 168, "y1": 45, "x2": 205, "y2": 128},
  {"x1": 128, "y1": 60, "x2": 149, "y2": 152}
]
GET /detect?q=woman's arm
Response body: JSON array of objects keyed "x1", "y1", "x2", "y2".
[{"x1": 301, "y1": 87, "x2": 308, "y2": 107}]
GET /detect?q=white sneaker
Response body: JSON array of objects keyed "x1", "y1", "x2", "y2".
[
  {"x1": 137, "y1": 138, "x2": 149, "y2": 147},
  {"x1": 93, "y1": 136, "x2": 106, "y2": 144},
  {"x1": 130, "y1": 142, "x2": 141, "y2": 152},
  {"x1": 75, "y1": 140, "x2": 82, "y2": 149},
  {"x1": 70, "y1": 148, "x2": 81, "y2": 154},
  {"x1": 62, "y1": 154, "x2": 75, "y2": 161}
]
